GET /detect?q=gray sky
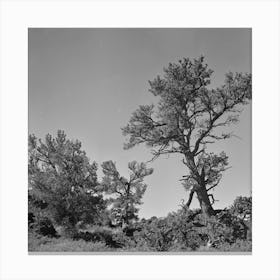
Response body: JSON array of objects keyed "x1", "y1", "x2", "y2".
[{"x1": 29, "y1": 28, "x2": 251, "y2": 218}]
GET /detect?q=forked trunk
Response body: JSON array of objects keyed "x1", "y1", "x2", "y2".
[
  {"x1": 195, "y1": 187, "x2": 215, "y2": 217},
  {"x1": 184, "y1": 154, "x2": 215, "y2": 217}
]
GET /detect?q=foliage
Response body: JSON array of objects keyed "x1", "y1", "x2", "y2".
[
  {"x1": 111, "y1": 229, "x2": 137, "y2": 249},
  {"x1": 122, "y1": 56, "x2": 252, "y2": 216},
  {"x1": 132, "y1": 210, "x2": 205, "y2": 251},
  {"x1": 230, "y1": 196, "x2": 252, "y2": 241},
  {"x1": 28, "y1": 130, "x2": 105, "y2": 235},
  {"x1": 28, "y1": 193, "x2": 58, "y2": 237},
  {"x1": 72, "y1": 227, "x2": 125, "y2": 248},
  {"x1": 133, "y1": 218, "x2": 174, "y2": 251},
  {"x1": 198, "y1": 211, "x2": 249, "y2": 248},
  {"x1": 29, "y1": 196, "x2": 252, "y2": 252},
  {"x1": 100, "y1": 160, "x2": 153, "y2": 227},
  {"x1": 31, "y1": 215, "x2": 58, "y2": 237},
  {"x1": 129, "y1": 201, "x2": 251, "y2": 252},
  {"x1": 230, "y1": 196, "x2": 252, "y2": 218},
  {"x1": 27, "y1": 129, "x2": 252, "y2": 251}
]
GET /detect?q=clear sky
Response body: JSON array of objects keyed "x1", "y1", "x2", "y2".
[{"x1": 29, "y1": 28, "x2": 251, "y2": 218}]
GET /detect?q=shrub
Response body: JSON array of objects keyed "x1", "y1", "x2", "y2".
[
  {"x1": 28, "y1": 196, "x2": 252, "y2": 252},
  {"x1": 29, "y1": 214, "x2": 58, "y2": 238},
  {"x1": 35, "y1": 216, "x2": 57, "y2": 237},
  {"x1": 73, "y1": 227, "x2": 122, "y2": 248},
  {"x1": 111, "y1": 230, "x2": 136, "y2": 249},
  {"x1": 230, "y1": 196, "x2": 252, "y2": 218},
  {"x1": 133, "y1": 218, "x2": 174, "y2": 251},
  {"x1": 28, "y1": 212, "x2": 35, "y2": 227},
  {"x1": 194, "y1": 210, "x2": 249, "y2": 250}
]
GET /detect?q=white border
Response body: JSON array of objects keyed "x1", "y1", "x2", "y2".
[{"x1": 0, "y1": 1, "x2": 279, "y2": 280}]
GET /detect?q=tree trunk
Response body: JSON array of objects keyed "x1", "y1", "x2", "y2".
[
  {"x1": 184, "y1": 153, "x2": 215, "y2": 217},
  {"x1": 195, "y1": 187, "x2": 215, "y2": 217}
]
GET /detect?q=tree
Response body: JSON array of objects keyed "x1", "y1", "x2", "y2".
[
  {"x1": 122, "y1": 56, "x2": 251, "y2": 216},
  {"x1": 28, "y1": 130, "x2": 105, "y2": 235},
  {"x1": 100, "y1": 160, "x2": 153, "y2": 227}
]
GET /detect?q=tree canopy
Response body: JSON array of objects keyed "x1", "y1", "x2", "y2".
[
  {"x1": 122, "y1": 56, "x2": 251, "y2": 216},
  {"x1": 28, "y1": 130, "x2": 105, "y2": 234}
]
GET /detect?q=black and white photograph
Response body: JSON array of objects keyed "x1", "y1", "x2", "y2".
[
  {"x1": 2, "y1": 0, "x2": 280, "y2": 279},
  {"x1": 28, "y1": 28, "x2": 252, "y2": 253}
]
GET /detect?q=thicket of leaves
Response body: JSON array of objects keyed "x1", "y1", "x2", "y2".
[
  {"x1": 28, "y1": 130, "x2": 106, "y2": 236},
  {"x1": 29, "y1": 200, "x2": 252, "y2": 252},
  {"x1": 128, "y1": 203, "x2": 251, "y2": 252}
]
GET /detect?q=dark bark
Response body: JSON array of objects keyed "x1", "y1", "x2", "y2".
[
  {"x1": 186, "y1": 190, "x2": 194, "y2": 208},
  {"x1": 195, "y1": 187, "x2": 215, "y2": 217},
  {"x1": 123, "y1": 182, "x2": 131, "y2": 227},
  {"x1": 184, "y1": 154, "x2": 214, "y2": 216}
]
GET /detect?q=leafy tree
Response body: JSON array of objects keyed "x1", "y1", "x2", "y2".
[
  {"x1": 28, "y1": 130, "x2": 105, "y2": 235},
  {"x1": 100, "y1": 160, "x2": 153, "y2": 228},
  {"x1": 122, "y1": 56, "x2": 251, "y2": 216}
]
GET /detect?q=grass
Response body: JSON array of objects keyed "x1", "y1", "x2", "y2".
[
  {"x1": 29, "y1": 232, "x2": 251, "y2": 253},
  {"x1": 28, "y1": 233, "x2": 112, "y2": 252}
]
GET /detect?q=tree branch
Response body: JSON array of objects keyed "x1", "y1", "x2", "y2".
[
  {"x1": 206, "y1": 181, "x2": 220, "y2": 192},
  {"x1": 186, "y1": 190, "x2": 194, "y2": 208},
  {"x1": 208, "y1": 194, "x2": 219, "y2": 205},
  {"x1": 192, "y1": 110, "x2": 225, "y2": 154}
]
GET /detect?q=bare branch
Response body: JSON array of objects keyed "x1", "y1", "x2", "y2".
[
  {"x1": 206, "y1": 180, "x2": 220, "y2": 192},
  {"x1": 208, "y1": 194, "x2": 219, "y2": 205},
  {"x1": 186, "y1": 190, "x2": 195, "y2": 208}
]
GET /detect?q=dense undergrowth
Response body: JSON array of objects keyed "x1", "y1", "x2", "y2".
[{"x1": 29, "y1": 196, "x2": 252, "y2": 252}]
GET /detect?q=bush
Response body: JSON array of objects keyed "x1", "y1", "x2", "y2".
[
  {"x1": 194, "y1": 210, "x2": 249, "y2": 250},
  {"x1": 111, "y1": 230, "x2": 136, "y2": 249},
  {"x1": 28, "y1": 196, "x2": 252, "y2": 252},
  {"x1": 28, "y1": 212, "x2": 35, "y2": 227},
  {"x1": 29, "y1": 214, "x2": 58, "y2": 237},
  {"x1": 230, "y1": 196, "x2": 252, "y2": 218},
  {"x1": 133, "y1": 218, "x2": 174, "y2": 251},
  {"x1": 131, "y1": 207, "x2": 251, "y2": 252},
  {"x1": 73, "y1": 227, "x2": 122, "y2": 248}
]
